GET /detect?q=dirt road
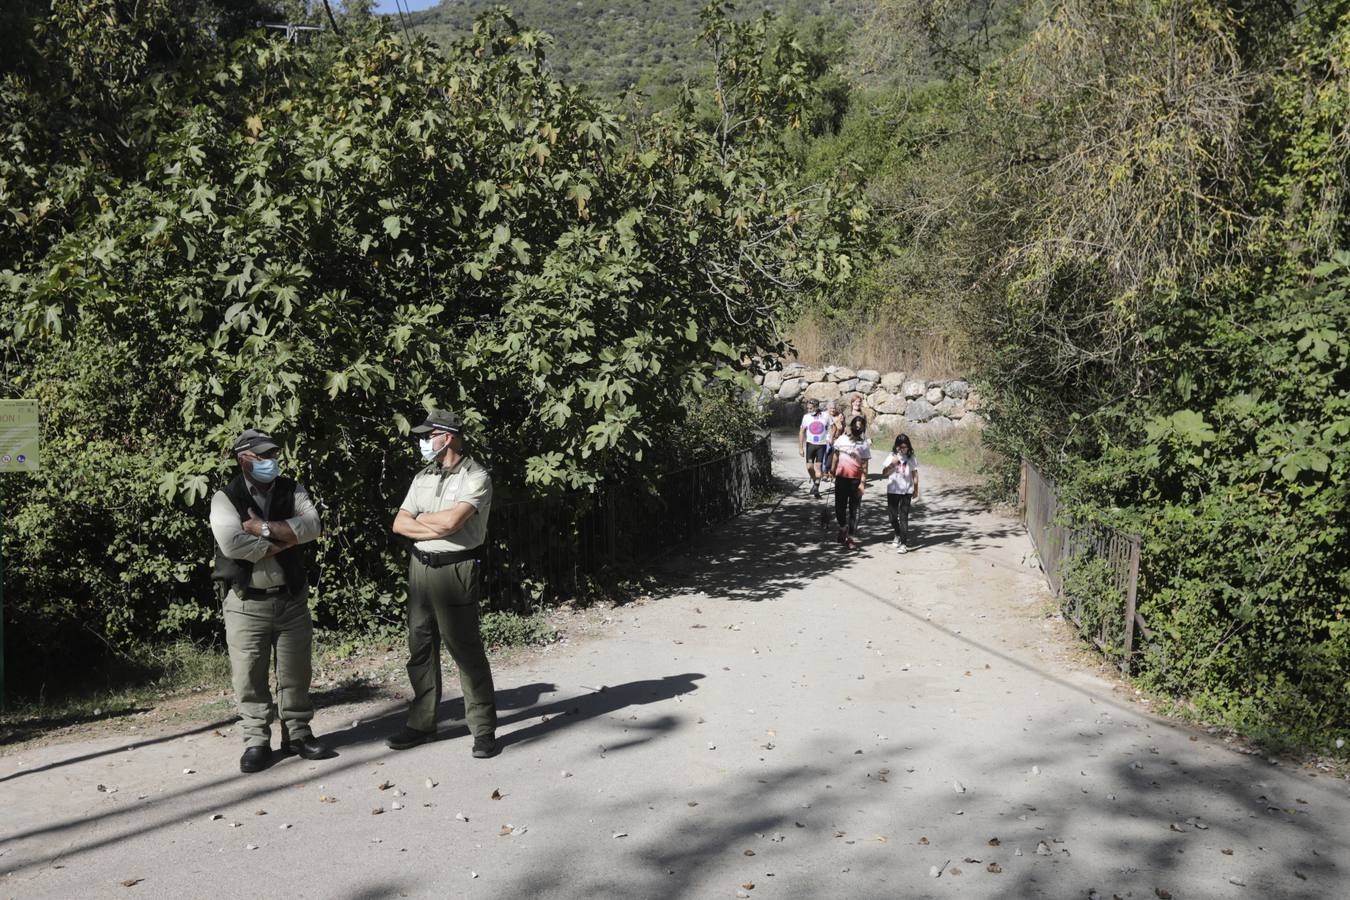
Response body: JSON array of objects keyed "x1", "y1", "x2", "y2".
[{"x1": 2, "y1": 433, "x2": 1345, "y2": 899}]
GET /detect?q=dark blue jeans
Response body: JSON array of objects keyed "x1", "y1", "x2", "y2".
[
  {"x1": 887, "y1": 493, "x2": 912, "y2": 544},
  {"x1": 834, "y1": 476, "x2": 861, "y2": 535}
]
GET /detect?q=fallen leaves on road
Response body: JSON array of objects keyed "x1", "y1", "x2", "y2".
[
  {"x1": 987, "y1": 837, "x2": 1001, "y2": 846},
  {"x1": 371, "y1": 807, "x2": 384, "y2": 816},
  {"x1": 986, "y1": 863, "x2": 1002, "y2": 874},
  {"x1": 425, "y1": 778, "x2": 438, "y2": 789},
  {"x1": 120, "y1": 878, "x2": 144, "y2": 887},
  {"x1": 378, "y1": 781, "x2": 394, "y2": 791},
  {"x1": 612, "y1": 831, "x2": 628, "y2": 839},
  {"x1": 491, "y1": 789, "x2": 502, "y2": 800},
  {"x1": 319, "y1": 795, "x2": 338, "y2": 803}
]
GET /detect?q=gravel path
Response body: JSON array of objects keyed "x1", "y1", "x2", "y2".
[{"x1": 2, "y1": 433, "x2": 1345, "y2": 899}]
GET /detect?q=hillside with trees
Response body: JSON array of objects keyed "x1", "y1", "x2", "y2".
[{"x1": 404, "y1": 0, "x2": 849, "y2": 98}]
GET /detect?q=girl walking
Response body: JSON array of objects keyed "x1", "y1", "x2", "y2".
[
  {"x1": 882, "y1": 434, "x2": 920, "y2": 552},
  {"x1": 831, "y1": 415, "x2": 872, "y2": 549}
]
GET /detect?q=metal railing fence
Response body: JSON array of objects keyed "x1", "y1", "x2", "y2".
[
  {"x1": 1021, "y1": 459, "x2": 1144, "y2": 671},
  {"x1": 481, "y1": 433, "x2": 774, "y2": 612}
]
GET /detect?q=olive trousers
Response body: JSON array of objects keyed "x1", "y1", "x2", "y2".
[
  {"x1": 404, "y1": 557, "x2": 498, "y2": 737},
  {"x1": 223, "y1": 591, "x2": 315, "y2": 747}
]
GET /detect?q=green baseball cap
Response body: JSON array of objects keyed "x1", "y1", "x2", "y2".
[
  {"x1": 411, "y1": 408, "x2": 464, "y2": 434},
  {"x1": 230, "y1": 428, "x2": 280, "y2": 455}
]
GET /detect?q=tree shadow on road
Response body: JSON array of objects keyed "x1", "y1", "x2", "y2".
[
  {"x1": 0, "y1": 673, "x2": 706, "y2": 875},
  {"x1": 647, "y1": 468, "x2": 1019, "y2": 603},
  {"x1": 0, "y1": 715, "x2": 236, "y2": 785}
]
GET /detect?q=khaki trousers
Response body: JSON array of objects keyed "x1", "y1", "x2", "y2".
[
  {"x1": 223, "y1": 590, "x2": 315, "y2": 747},
  {"x1": 404, "y1": 557, "x2": 497, "y2": 737}
]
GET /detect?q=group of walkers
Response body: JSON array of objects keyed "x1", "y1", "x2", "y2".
[{"x1": 798, "y1": 396, "x2": 920, "y2": 553}]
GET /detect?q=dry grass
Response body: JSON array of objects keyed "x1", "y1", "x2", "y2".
[{"x1": 786, "y1": 309, "x2": 967, "y2": 378}]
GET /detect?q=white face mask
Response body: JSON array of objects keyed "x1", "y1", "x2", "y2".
[{"x1": 419, "y1": 431, "x2": 456, "y2": 461}]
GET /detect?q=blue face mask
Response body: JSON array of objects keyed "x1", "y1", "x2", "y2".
[{"x1": 250, "y1": 458, "x2": 279, "y2": 483}]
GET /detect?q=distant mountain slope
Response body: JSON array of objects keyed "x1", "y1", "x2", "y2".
[{"x1": 404, "y1": 0, "x2": 844, "y2": 96}]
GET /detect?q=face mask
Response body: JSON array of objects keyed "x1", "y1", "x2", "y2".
[
  {"x1": 250, "y1": 458, "x2": 279, "y2": 483},
  {"x1": 418, "y1": 437, "x2": 439, "y2": 461}
]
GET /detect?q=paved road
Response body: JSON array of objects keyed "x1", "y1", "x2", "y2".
[{"x1": 2, "y1": 434, "x2": 1346, "y2": 899}]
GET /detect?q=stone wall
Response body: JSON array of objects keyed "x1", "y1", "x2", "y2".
[{"x1": 754, "y1": 363, "x2": 984, "y2": 439}]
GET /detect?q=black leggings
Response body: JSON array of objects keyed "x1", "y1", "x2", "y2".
[
  {"x1": 834, "y1": 476, "x2": 861, "y2": 535},
  {"x1": 887, "y1": 493, "x2": 912, "y2": 544}
]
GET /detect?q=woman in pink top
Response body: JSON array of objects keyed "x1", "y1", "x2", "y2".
[{"x1": 830, "y1": 415, "x2": 872, "y2": 549}]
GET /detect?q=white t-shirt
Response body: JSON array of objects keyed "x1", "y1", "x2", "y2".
[
  {"x1": 832, "y1": 435, "x2": 871, "y2": 479},
  {"x1": 884, "y1": 452, "x2": 918, "y2": 494},
  {"x1": 800, "y1": 412, "x2": 830, "y2": 445}
]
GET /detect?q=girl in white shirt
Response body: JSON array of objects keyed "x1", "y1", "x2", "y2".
[{"x1": 881, "y1": 433, "x2": 920, "y2": 553}]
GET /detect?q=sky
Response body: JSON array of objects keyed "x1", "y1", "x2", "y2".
[{"x1": 370, "y1": 1, "x2": 441, "y2": 12}]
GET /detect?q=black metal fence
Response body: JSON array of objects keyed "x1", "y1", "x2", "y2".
[
  {"x1": 1021, "y1": 459, "x2": 1144, "y2": 671},
  {"x1": 481, "y1": 433, "x2": 774, "y2": 611}
]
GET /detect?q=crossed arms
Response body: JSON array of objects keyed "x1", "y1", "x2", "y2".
[{"x1": 392, "y1": 503, "x2": 478, "y2": 541}]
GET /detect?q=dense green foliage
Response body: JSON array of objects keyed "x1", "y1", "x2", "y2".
[
  {"x1": 404, "y1": 0, "x2": 846, "y2": 100},
  {"x1": 804, "y1": 0, "x2": 1349, "y2": 750},
  {"x1": 0, "y1": 1, "x2": 867, "y2": 698}
]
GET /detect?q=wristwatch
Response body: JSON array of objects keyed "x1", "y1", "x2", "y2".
[{"x1": 260, "y1": 522, "x2": 272, "y2": 540}]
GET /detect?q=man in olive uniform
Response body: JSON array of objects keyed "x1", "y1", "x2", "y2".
[
  {"x1": 387, "y1": 409, "x2": 500, "y2": 758},
  {"x1": 210, "y1": 428, "x2": 329, "y2": 773}
]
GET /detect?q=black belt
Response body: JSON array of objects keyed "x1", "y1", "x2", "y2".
[
  {"x1": 412, "y1": 546, "x2": 482, "y2": 567},
  {"x1": 242, "y1": 585, "x2": 289, "y2": 599}
]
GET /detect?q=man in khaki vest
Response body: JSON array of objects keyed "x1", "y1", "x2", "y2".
[
  {"x1": 387, "y1": 409, "x2": 500, "y2": 758},
  {"x1": 209, "y1": 428, "x2": 329, "y2": 773}
]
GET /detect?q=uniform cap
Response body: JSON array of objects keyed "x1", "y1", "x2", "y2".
[
  {"x1": 230, "y1": 428, "x2": 280, "y2": 455},
  {"x1": 411, "y1": 408, "x2": 464, "y2": 434}
]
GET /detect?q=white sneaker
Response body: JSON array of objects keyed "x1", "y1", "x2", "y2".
[
  {"x1": 890, "y1": 537, "x2": 901, "y2": 548},
  {"x1": 896, "y1": 543, "x2": 908, "y2": 554}
]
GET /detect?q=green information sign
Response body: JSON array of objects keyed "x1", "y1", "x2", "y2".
[{"x1": 0, "y1": 399, "x2": 40, "y2": 472}]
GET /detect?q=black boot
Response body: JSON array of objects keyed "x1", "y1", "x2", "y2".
[{"x1": 239, "y1": 745, "x2": 273, "y2": 774}]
